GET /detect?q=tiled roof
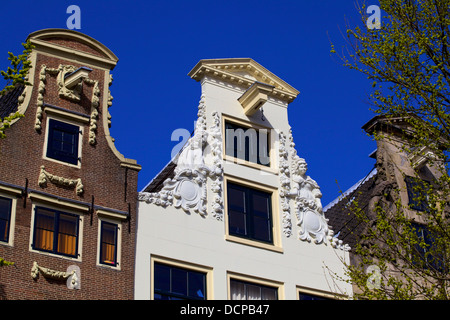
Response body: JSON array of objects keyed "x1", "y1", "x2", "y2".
[
  {"x1": 0, "y1": 85, "x2": 25, "y2": 119},
  {"x1": 324, "y1": 167, "x2": 377, "y2": 249}
]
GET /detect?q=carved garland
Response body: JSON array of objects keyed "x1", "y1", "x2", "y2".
[
  {"x1": 31, "y1": 261, "x2": 79, "y2": 289},
  {"x1": 208, "y1": 111, "x2": 224, "y2": 220},
  {"x1": 38, "y1": 165, "x2": 84, "y2": 196},
  {"x1": 278, "y1": 131, "x2": 292, "y2": 237}
]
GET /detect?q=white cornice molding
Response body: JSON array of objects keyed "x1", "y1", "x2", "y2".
[{"x1": 188, "y1": 58, "x2": 299, "y2": 103}]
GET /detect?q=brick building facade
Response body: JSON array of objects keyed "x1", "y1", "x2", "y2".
[{"x1": 0, "y1": 29, "x2": 140, "y2": 300}]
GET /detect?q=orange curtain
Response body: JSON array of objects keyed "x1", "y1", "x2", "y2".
[
  {"x1": 101, "y1": 224, "x2": 116, "y2": 264},
  {"x1": 57, "y1": 215, "x2": 77, "y2": 256},
  {"x1": 35, "y1": 212, "x2": 54, "y2": 251}
]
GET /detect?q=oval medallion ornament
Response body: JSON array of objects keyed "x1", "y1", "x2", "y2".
[{"x1": 179, "y1": 180, "x2": 198, "y2": 201}]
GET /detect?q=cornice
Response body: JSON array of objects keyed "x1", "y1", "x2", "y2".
[
  {"x1": 27, "y1": 29, "x2": 118, "y2": 70},
  {"x1": 188, "y1": 58, "x2": 299, "y2": 103}
]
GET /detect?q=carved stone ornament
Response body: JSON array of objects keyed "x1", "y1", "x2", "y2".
[
  {"x1": 139, "y1": 96, "x2": 224, "y2": 219},
  {"x1": 31, "y1": 261, "x2": 80, "y2": 289},
  {"x1": 34, "y1": 64, "x2": 100, "y2": 145},
  {"x1": 278, "y1": 131, "x2": 292, "y2": 237},
  {"x1": 288, "y1": 130, "x2": 350, "y2": 251},
  {"x1": 38, "y1": 165, "x2": 84, "y2": 196}
]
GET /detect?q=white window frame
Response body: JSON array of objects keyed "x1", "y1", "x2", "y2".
[
  {"x1": 0, "y1": 186, "x2": 21, "y2": 247},
  {"x1": 96, "y1": 212, "x2": 124, "y2": 270},
  {"x1": 42, "y1": 110, "x2": 87, "y2": 169}
]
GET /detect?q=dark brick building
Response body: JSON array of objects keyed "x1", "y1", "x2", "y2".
[{"x1": 0, "y1": 29, "x2": 141, "y2": 300}]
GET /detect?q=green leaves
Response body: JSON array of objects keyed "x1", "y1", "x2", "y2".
[
  {"x1": 0, "y1": 40, "x2": 34, "y2": 96},
  {"x1": 331, "y1": 0, "x2": 450, "y2": 300},
  {"x1": 0, "y1": 40, "x2": 34, "y2": 139}
]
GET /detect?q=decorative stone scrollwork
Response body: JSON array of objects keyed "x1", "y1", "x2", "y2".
[
  {"x1": 34, "y1": 64, "x2": 100, "y2": 145},
  {"x1": 38, "y1": 165, "x2": 84, "y2": 196},
  {"x1": 31, "y1": 262, "x2": 80, "y2": 289},
  {"x1": 278, "y1": 131, "x2": 292, "y2": 237},
  {"x1": 208, "y1": 111, "x2": 224, "y2": 220},
  {"x1": 290, "y1": 156, "x2": 329, "y2": 244},
  {"x1": 83, "y1": 78, "x2": 100, "y2": 145},
  {"x1": 57, "y1": 65, "x2": 82, "y2": 101},
  {"x1": 288, "y1": 130, "x2": 349, "y2": 251},
  {"x1": 139, "y1": 96, "x2": 224, "y2": 219}
]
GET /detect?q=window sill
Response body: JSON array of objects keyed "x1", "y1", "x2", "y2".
[
  {"x1": 225, "y1": 234, "x2": 283, "y2": 253},
  {"x1": 223, "y1": 155, "x2": 278, "y2": 175}
]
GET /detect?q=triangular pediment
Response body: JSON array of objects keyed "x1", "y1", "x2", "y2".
[{"x1": 188, "y1": 58, "x2": 299, "y2": 103}]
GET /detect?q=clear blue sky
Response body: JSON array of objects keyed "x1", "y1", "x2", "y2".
[{"x1": 0, "y1": 0, "x2": 379, "y2": 206}]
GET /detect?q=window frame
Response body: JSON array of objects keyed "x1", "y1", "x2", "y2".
[
  {"x1": 222, "y1": 115, "x2": 276, "y2": 173},
  {"x1": 227, "y1": 272, "x2": 283, "y2": 300},
  {"x1": 297, "y1": 286, "x2": 345, "y2": 300},
  {"x1": 0, "y1": 195, "x2": 14, "y2": 245},
  {"x1": 150, "y1": 256, "x2": 213, "y2": 300},
  {"x1": 43, "y1": 116, "x2": 83, "y2": 168},
  {"x1": 97, "y1": 218, "x2": 122, "y2": 269},
  {"x1": 224, "y1": 175, "x2": 282, "y2": 252},
  {"x1": 404, "y1": 176, "x2": 429, "y2": 212},
  {"x1": 30, "y1": 204, "x2": 83, "y2": 260},
  {"x1": 410, "y1": 222, "x2": 444, "y2": 272}
]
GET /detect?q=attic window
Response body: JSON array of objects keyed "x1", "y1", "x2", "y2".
[{"x1": 46, "y1": 118, "x2": 81, "y2": 166}]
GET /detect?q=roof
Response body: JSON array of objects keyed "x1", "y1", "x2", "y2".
[
  {"x1": 324, "y1": 167, "x2": 377, "y2": 249},
  {"x1": 0, "y1": 85, "x2": 25, "y2": 119}
]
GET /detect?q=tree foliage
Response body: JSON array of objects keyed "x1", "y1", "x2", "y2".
[
  {"x1": 0, "y1": 40, "x2": 33, "y2": 139},
  {"x1": 331, "y1": 0, "x2": 450, "y2": 299}
]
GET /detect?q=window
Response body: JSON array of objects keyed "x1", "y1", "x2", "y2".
[
  {"x1": 299, "y1": 292, "x2": 329, "y2": 300},
  {"x1": 153, "y1": 262, "x2": 207, "y2": 300},
  {"x1": 99, "y1": 221, "x2": 118, "y2": 266},
  {"x1": 230, "y1": 279, "x2": 278, "y2": 300},
  {"x1": 32, "y1": 207, "x2": 79, "y2": 258},
  {"x1": 411, "y1": 222, "x2": 443, "y2": 271},
  {"x1": 225, "y1": 121, "x2": 270, "y2": 166},
  {"x1": 405, "y1": 176, "x2": 429, "y2": 212},
  {"x1": 46, "y1": 119, "x2": 80, "y2": 165},
  {"x1": 227, "y1": 182, "x2": 273, "y2": 244},
  {"x1": 0, "y1": 196, "x2": 12, "y2": 243}
]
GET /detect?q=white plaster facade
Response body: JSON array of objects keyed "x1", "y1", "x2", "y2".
[{"x1": 134, "y1": 59, "x2": 352, "y2": 300}]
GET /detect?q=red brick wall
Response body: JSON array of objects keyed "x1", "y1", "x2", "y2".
[{"x1": 0, "y1": 34, "x2": 139, "y2": 300}]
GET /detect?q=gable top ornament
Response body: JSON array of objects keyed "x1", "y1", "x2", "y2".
[{"x1": 188, "y1": 58, "x2": 300, "y2": 104}]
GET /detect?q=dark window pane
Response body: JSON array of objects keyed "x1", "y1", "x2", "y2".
[
  {"x1": 154, "y1": 263, "x2": 170, "y2": 292},
  {"x1": 188, "y1": 271, "x2": 206, "y2": 299},
  {"x1": 229, "y1": 211, "x2": 247, "y2": 236},
  {"x1": 252, "y1": 193, "x2": 270, "y2": 218},
  {"x1": 171, "y1": 267, "x2": 188, "y2": 296},
  {"x1": 0, "y1": 197, "x2": 12, "y2": 242},
  {"x1": 253, "y1": 216, "x2": 271, "y2": 242},
  {"x1": 228, "y1": 187, "x2": 246, "y2": 211}
]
